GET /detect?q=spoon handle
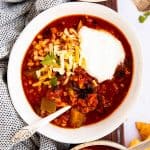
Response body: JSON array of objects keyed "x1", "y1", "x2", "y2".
[
  {"x1": 29, "y1": 106, "x2": 71, "y2": 130},
  {"x1": 11, "y1": 106, "x2": 71, "y2": 144}
]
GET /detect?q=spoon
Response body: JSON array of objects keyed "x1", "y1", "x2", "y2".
[
  {"x1": 71, "y1": 138, "x2": 150, "y2": 150},
  {"x1": 11, "y1": 106, "x2": 71, "y2": 144}
]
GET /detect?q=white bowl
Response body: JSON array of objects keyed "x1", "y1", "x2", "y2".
[
  {"x1": 71, "y1": 140, "x2": 127, "y2": 150},
  {"x1": 7, "y1": 2, "x2": 142, "y2": 144}
]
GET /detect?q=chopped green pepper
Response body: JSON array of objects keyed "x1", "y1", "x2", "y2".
[{"x1": 40, "y1": 97, "x2": 56, "y2": 113}]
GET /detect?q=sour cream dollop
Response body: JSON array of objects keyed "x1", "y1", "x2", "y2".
[{"x1": 79, "y1": 26, "x2": 125, "y2": 82}]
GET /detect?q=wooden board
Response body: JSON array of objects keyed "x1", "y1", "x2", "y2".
[{"x1": 97, "y1": 0, "x2": 118, "y2": 11}]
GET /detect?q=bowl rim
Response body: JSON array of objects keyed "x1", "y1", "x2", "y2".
[
  {"x1": 70, "y1": 140, "x2": 127, "y2": 150},
  {"x1": 7, "y1": 2, "x2": 142, "y2": 144}
]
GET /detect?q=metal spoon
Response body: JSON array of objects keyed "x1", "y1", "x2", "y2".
[{"x1": 11, "y1": 106, "x2": 71, "y2": 144}]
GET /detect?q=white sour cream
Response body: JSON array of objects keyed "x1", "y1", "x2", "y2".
[{"x1": 79, "y1": 26, "x2": 125, "y2": 82}]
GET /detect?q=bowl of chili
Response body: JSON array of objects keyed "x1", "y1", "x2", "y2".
[{"x1": 7, "y1": 2, "x2": 142, "y2": 143}]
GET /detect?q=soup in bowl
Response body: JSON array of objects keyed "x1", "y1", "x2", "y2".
[
  {"x1": 8, "y1": 2, "x2": 142, "y2": 143},
  {"x1": 22, "y1": 14, "x2": 132, "y2": 128}
]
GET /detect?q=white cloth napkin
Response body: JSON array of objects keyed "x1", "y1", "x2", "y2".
[{"x1": 0, "y1": 0, "x2": 70, "y2": 149}]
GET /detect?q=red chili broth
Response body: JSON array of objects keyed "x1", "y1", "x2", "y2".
[{"x1": 22, "y1": 15, "x2": 133, "y2": 128}]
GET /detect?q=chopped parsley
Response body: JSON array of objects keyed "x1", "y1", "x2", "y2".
[
  {"x1": 50, "y1": 76, "x2": 58, "y2": 87},
  {"x1": 139, "y1": 12, "x2": 150, "y2": 23},
  {"x1": 41, "y1": 53, "x2": 55, "y2": 65}
]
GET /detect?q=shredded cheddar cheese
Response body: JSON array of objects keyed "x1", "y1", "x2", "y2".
[{"x1": 32, "y1": 27, "x2": 86, "y2": 87}]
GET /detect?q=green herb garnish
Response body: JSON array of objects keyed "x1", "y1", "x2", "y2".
[
  {"x1": 139, "y1": 12, "x2": 150, "y2": 23},
  {"x1": 56, "y1": 58, "x2": 61, "y2": 65},
  {"x1": 50, "y1": 76, "x2": 58, "y2": 87},
  {"x1": 41, "y1": 53, "x2": 55, "y2": 65}
]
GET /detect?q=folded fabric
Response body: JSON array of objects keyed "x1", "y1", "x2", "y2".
[{"x1": 0, "y1": 0, "x2": 70, "y2": 149}]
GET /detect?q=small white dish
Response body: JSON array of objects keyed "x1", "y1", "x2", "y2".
[{"x1": 71, "y1": 140, "x2": 127, "y2": 150}]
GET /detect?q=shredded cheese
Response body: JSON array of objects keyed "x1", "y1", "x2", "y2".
[{"x1": 32, "y1": 28, "x2": 86, "y2": 87}]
